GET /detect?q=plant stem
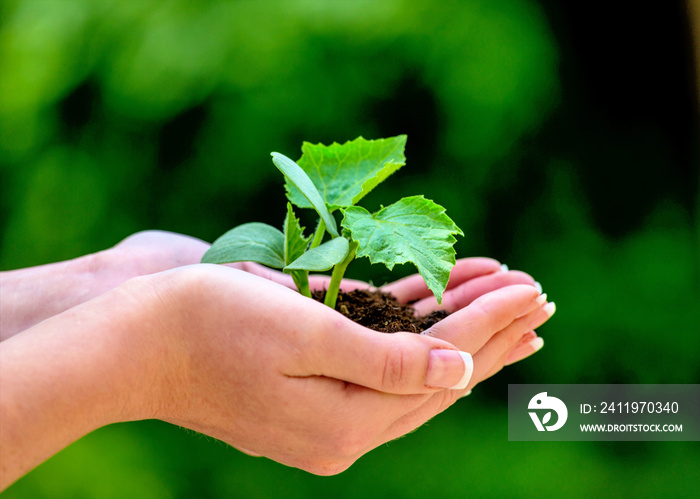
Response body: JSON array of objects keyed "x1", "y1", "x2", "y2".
[
  {"x1": 291, "y1": 270, "x2": 311, "y2": 298},
  {"x1": 309, "y1": 219, "x2": 326, "y2": 249},
  {"x1": 324, "y1": 240, "x2": 358, "y2": 309}
]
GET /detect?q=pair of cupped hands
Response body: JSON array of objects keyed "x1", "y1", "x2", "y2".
[{"x1": 1, "y1": 230, "x2": 554, "y2": 478}]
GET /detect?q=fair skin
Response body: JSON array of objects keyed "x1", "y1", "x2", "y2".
[{"x1": 0, "y1": 231, "x2": 553, "y2": 489}]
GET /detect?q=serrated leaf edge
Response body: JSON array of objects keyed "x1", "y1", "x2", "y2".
[
  {"x1": 341, "y1": 195, "x2": 463, "y2": 303},
  {"x1": 289, "y1": 135, "x2": 407, "y2": 210}
]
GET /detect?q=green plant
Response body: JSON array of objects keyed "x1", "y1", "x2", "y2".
[{"x1": 201, "y1": 135, "x2": 463, "y2": 308}]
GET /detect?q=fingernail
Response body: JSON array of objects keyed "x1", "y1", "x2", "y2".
[
  {"x1": 528, "y1": 301, "x2": 556, "y2": 330},
  {"x1": 517, "y1": 294, "x2": 547, "y2": 319},
  {"x1": 529, "y1": 336, "x2": 545, "y2": 353},
  {"x1": 426, "y1": 350, "x2": 474, "y2": 390},
  {"x1": 460, "y1": 389, "x2": 473, "y2": 399},
  {"x1": 536, "y1": 293, "x2": 548, "y2": 307},
  {"x1": 543, "y1": 302, "x2": 556, "y2": 318},
  {"x1": 500, "y1": 263, "x2": 509, "y2": 272},
  {"x1": 534, "y1": 281, "x2": 543, "y2": 294}
]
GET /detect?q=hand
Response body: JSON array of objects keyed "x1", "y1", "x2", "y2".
[
  {"x1": 117, "y1": 241, "x2": 545, "y2": 354},
  {"x1": 128, "y1": 265, "x2": 553, "y2": 474},
  {"x1": 207, "y1": 258, "x2": 547, "y2": 369},
  {"x1": 0, "y1": 263, "x2": 553, "y2": 487},
  {"x1": 0, "y1": 230, "x2": 209, "y2": 339}
]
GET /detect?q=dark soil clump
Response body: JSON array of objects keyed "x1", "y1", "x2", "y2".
[{"x1": 312, "y1": 289, "x2": 449, "y2": 333}]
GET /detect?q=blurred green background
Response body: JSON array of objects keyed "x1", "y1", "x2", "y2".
[{"x1": 1, "y1": 0, "x2": 698, "y2": 497}]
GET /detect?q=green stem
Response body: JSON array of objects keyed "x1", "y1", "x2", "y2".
[
  {"x1": 310, "y1": 219, "x2": 326, "y2": 249},
  {"x1": 291, "y1": 270, "x2": 311, "y2": 298},
  {"x1": 324, "y1": 240, "x2": 358, "y2": 309}
]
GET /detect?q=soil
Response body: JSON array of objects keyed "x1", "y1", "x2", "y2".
[{"x1": 312, "y1": 289, "x2": 449, "y2": 333}]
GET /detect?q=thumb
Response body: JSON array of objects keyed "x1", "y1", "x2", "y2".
[{"x1": 304, "y1": 322, "x2": 473, "y2": 395}]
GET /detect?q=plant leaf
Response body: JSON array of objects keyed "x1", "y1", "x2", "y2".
[
  {"x1": 341, "y1": 195, "x2": 463, "y2": 304},
  {"x1": 542, "y1": 412, "x2": 552, "y2": 425},
  {"x1": 284, "y1": 237, "x2": 349, "y2": 273},
  {"x1": 271, "y1": 152, "x2": 339, "y2": 237},
  {"x1": 283, "y1": 202, "x2": 311, "y2": 265},
  {"x1": 201, "y1": 222, "x2": 285, "y2": 268},
  {"x1": 286, "y1": 135, "x2": 407, "y2": 211}
]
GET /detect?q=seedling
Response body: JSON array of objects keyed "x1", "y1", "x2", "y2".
[{"x1": 201, "y1": 135, "x2": 463, "y2": 309}]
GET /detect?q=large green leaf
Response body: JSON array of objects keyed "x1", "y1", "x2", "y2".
[
  {"x1": 201, "y1": 222, "x2": 285, "y2": 268},
  {"x1": 271, "y1": 152, "x2": 339, "y2": 237},
  {"x1": 284, "y1": 237, "x2": 349, "y2": 273},
  {"x1": 286, "y1": 135, "x2": 407, "y2": 211},
  {"x1": 283, "y1": 202, "x2": 311, "y2": 265},
  {"x1": 341, "y1": 195, "x2": 463, "y2": 303}
]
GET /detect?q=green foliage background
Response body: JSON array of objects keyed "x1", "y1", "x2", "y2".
[{"x1": 1, "y1": 0, "x2": 698, "y2": 497}]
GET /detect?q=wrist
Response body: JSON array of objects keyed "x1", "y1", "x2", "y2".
[
  {"x1": 0, "y1": 272, "x2": 173, "y2": 487},
  {"x1": 95, "y1": 272, "x2": 189, "y2": 422},
  {"x1": 0, "y1": 253, "x2": 106, "y2": 339},
  {"x1": 112, "y1": 270, "x2": 196, "y2": 422},
  {"x1": 0, "y1": 245, "x2": 172, "y2": 341}
]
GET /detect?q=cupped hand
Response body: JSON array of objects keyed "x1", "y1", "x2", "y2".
[
  {"x1": 0, "y1": 236, "x2": 554, "y2": 487},
  {"x1": 132, "y1": 264, "x2": 552, "y2": 475}
]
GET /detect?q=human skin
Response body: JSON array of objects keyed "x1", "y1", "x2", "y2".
[
  {"x1": 0, "y1": 231, "x2": 211, "y2": 340},
  {"x1": 0, "y1": 232, "x2": 552, "y2": 488},
  {"x1": 0, "y1": 230, "x2": 539, "y2": 340}
]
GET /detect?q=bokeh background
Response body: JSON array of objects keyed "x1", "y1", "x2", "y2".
[{"x1": 1, "y1": 0, "x2": 698, "y2": 497}]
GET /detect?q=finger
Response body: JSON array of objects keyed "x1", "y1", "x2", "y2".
[
  {"x1": 292, "y1": 313, "x2": 475, "y2": 394},
  {"x1": 505, "y1": 331, "x2": 538, "y2": 360},
  {"x1": 515, "y1": 293, "x2": 547, "y2": 319},
  {"x1": 382, "y1": 258, "x2": 502, "y2": 303},
  {"x1": 470, "y1": 301, "x2": 555, "y2": 386},
  {"x1": 371, "y1": 385, "x2": 462, "y2": 452},
  {"x1": 422, "y1": 284, "x2": 540, "y2": 353},
  {"x1": 369, "y1": 334, "x2": 543, "y2": 449},
  {"x1": 413, "y1": 270, "x2": 537, "y2": 315},
  {"x1": 504, "y1": 334, "x2": 544, "y2": 366},
  {"x1": 482, "y1": 331, "x2": 536, "y2": 380},
  {"x1": 235, "y1": 446, "x2": 263, "y2": 457},
  {"x1": 367, "y1": 299, "x2": 553, "y2": 451}
]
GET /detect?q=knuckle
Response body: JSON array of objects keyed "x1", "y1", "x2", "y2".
[
  {"x1": 439, "y1": 288, "x2": 456, "y2": 312},
  {"x1": 303, "y1": 427, "x2": 367, "y2": 475},
  {"x1": 466, "y1": 301, "x2": 495, "y2": 331},
  {"x1": 330, "y1": 426, "x2": 370, "y2": 458},
  {"x1": 382, "y1": 343, "x2": 409, "y2": 392},
  {"x1": 434, "y1": 387, "x2": 461, "y2": 413}
]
